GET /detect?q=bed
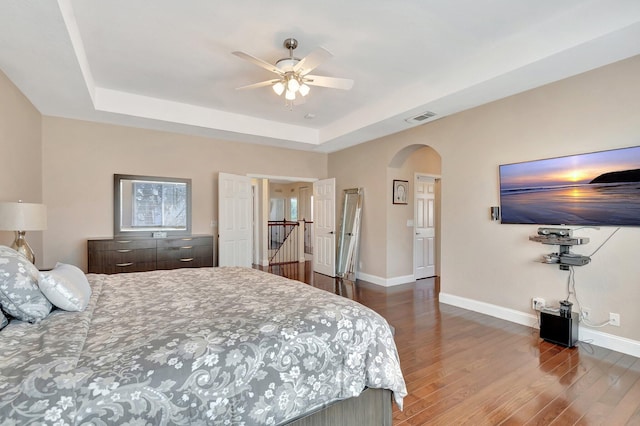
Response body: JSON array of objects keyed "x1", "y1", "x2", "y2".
[{"x1": 0, "y1": 265, "x2": 406, "y2": 425}]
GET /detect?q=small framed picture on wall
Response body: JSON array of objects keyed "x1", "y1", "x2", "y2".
[{"x1": 393, "y1": 180, "x2": 408, "y2": 205}]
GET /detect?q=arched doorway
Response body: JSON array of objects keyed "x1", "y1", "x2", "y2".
[{"x1": 387, "y1": 144, "x2": 441, "y2": 281}]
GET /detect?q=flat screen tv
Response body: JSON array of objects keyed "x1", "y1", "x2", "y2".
[{"x1": 499, "y1": 146, "x2": 640, "y2": 226}]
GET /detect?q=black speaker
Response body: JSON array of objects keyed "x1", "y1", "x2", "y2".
[{"x1": 540, "y1": 310, "x2": 579, "y2": 347}]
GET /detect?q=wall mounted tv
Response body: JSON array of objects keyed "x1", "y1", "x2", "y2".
[{"x1": 499, "y1": 145, "x2": 640, "y2": 226}]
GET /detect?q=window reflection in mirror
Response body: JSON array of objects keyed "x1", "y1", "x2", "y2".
[{"x1": 114, "y1": 174, "x2": 191, "y2": 237}]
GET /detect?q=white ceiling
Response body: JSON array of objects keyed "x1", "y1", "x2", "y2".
[{"x1": 1, "y1": 0, "x2": 639, "y2": 153}]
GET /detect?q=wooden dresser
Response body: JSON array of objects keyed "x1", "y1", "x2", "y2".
[{"x1": 88, "y1": 235, "x2": 214, "y2": 274}]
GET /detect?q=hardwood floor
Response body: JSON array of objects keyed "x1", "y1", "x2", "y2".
[{"x1": 256, "y1": 262, "x2": 640, "y2": 425}]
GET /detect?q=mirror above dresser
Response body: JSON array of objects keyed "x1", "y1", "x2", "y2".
[{"x1": 114, "y1": 174, "x2": 192, "y2": 238}]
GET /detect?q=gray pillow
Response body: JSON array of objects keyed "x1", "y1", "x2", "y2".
[
  {"x1": 0, "y1": 245, "x2": 52, "y2": 322},
  {"x1": 0, "y1": 310, "x2": 7, "y2": 330},
  {"x1": 38, "y1": 262, "x2": 91, "y2": 311}
]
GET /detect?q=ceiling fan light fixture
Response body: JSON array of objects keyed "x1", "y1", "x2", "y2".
[
  {"x1": 286, "y1": 76, "x2": 300, "y2": 93},
  {"x1": 285, "y1": 89, "x2": 296, "y2": 101},
  {"x1": 233, "y1": 37, "x2": 353, "y2": 107},
  {"x1": 272, "y1": 81, "x2": 285, "y2": 96}
]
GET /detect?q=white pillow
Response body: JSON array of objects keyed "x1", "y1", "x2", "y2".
[{"x1": 38, "y1": 263, "x2": 91, "y2": 312}]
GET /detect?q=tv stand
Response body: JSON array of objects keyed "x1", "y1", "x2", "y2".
[{"x1": 529, "y1": 228, "x2": 590, "y2": 270}]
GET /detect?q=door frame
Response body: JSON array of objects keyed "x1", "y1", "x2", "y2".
[{"x1": 247, "y1": 174, "x2": 320, "y2": 267}]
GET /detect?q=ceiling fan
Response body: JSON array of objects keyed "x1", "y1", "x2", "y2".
[{"x1": 232, "y1": 38, "x2": 354, "y2": 102}]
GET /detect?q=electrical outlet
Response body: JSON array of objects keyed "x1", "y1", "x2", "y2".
[
  {"x1": 582, "y1": 307, "x2": 591, "y2": 320},
  {"x1": 532, "y1": 297, "x2": 545, "y2": 311},
  {"x1": 609, "y1": 313, "x2": 620, "y2": 327}
]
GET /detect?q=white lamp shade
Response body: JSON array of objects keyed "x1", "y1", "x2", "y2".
[
  {"x1": 299, "y1": 84, "x2": 310, "y2": 97},
  {"x1": 0, "y1": 202, "x2": 47, "y2": 231},
  {"x1": 272, "y1": 81, "x2": 285, "y2": 96},
  {"x1": 286, "y1": 77, "x2": 300, "y2": 93},
  {"x1": 285, "y1": 90, "x2": 296, "y2": 101}
]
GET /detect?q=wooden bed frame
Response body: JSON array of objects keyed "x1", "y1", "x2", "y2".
[{"x1": 288, "y1": 388, "x2": 393, "y2": 425}]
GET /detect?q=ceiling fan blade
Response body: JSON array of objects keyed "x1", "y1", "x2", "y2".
[
  {"x1": 304, "y1": 75, "x2": 354, "y2": 90},
  {"x1": 232, "y1": 51, "x2": 283, "y2": 75},
  {"x1": 294, "y1": 47, "x2": 332, "y2": 76},
  {"x1": 236, "y1": 79, "x2": 280, "y2": 90}
]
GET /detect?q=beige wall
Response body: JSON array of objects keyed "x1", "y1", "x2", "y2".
[
  {"x1": 331, "y1": 55, "x2": 640, "y2": 341},
  {"x1": 0, "y1": 70, "x2": 44, "y2": 266},
  {"x1": 41, "y1": 117, "x2": 327, "y2": 270},
  {"x1": 329, "y1": 138, "x2": 389, "y2": 278}
]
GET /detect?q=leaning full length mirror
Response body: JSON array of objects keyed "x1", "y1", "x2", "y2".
[
  {"x1": 336, "y1": 188, "x2": 363, "y2": 280},
  {"x1": 114, "y1": 174, "x2": 192, "y2": 237}
]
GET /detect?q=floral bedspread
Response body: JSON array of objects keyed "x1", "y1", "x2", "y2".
[{"x1": 0, "y1": 267, "x2": 406, "y2": 425}]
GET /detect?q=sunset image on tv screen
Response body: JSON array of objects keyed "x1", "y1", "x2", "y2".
[{"x1": 499, "y1": 146, "x2": 640, "y2": 226}]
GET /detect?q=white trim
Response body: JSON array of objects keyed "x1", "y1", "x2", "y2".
[
  {"x1": 414, "y1": 173, "x2": 442, "y2": 180},
  {"x1": 247, "y1": 174, "x2": 318, "y2": 183},
  {"x1": 577, "y1": 328, "x2": 640, "y2": 358},
  {"x1": 94, "y1": 88, "x2": 319, "y2": 145},
  {"x1": 439, "y1": 293, "x2": 538, "y2": 328},
  {"x1": 439, "y1": 292, "x2": 640, "y2": 358},
  {"x1": 58, "y1": 0, "x2": 96, "y2": 103},
  {"x1": 251, "y1": 183, "x2": 260, "y2": 266},
  {"x1": 356, "y1": 272, "x2": 414, "y2": 287}
]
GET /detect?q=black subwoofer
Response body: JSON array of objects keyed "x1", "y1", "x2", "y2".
[{"x1": 540, "y1": 310, "x2": 579, "y2": 347}]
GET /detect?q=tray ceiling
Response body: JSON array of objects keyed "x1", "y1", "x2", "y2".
[{"x1": 1, "y1": 0, "x2": 639, "y2": 152}]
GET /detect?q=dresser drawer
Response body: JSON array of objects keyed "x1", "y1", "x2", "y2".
[
  {"x1": 89, "y1": 239, "x2": 157, "y2": 251},
  {"x1": 156, "y1": 236, "x2": 212, "y2": 249},
  {"x1": 157, "y1": 244, "x2": 213, "y2": 270},
  {"x1": 88, "y1": 248, "x2": 156, "y2": 274}
]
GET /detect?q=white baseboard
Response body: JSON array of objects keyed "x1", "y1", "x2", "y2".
[
  {"x1": 578, "y1": 328, "x2": 640, "y2": 358},
  {"x1": 439, "y1": 292, "x2": 640, "y2": 358},
  {"x1": 439, "y1": 292, "x2": 538, "y2": 328},
  {"x1": 356, "y1": 272, "x2": 414, "y2": 287}
]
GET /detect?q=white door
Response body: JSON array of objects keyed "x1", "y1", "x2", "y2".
[
  {"x1": 313, "y1": 178, "x2": 336, "y2": 277},
  {"x1": 218, "y1": 173, "x2": 252, "y2": 267},
  {"x1": 414, "y1": 175, "x2": 436, "y2": 279}
]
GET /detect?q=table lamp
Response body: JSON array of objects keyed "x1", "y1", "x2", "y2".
[{"x1": 0, "y1": 201, "x2": 47, "y2": 264}]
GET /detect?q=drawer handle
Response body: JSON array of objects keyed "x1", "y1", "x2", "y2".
[
  {"x1": 179, "y1": 258, "x2": 194, "y2": 262},
  {"x1": 116, "y1": 262, "x2": 133, "y2": 267},
  {"x1": 180, "y1": 246, "x2": 193, "y2": 249},
  {"x1": 181, "y1": 238, "x2": 193, "y2": 241},
  {"x1": 117, "y1": 249, "x2": 132, "y2": 253},
  {"x1": 117, "y1": 240, "x2": 132, "y2": 244}
]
